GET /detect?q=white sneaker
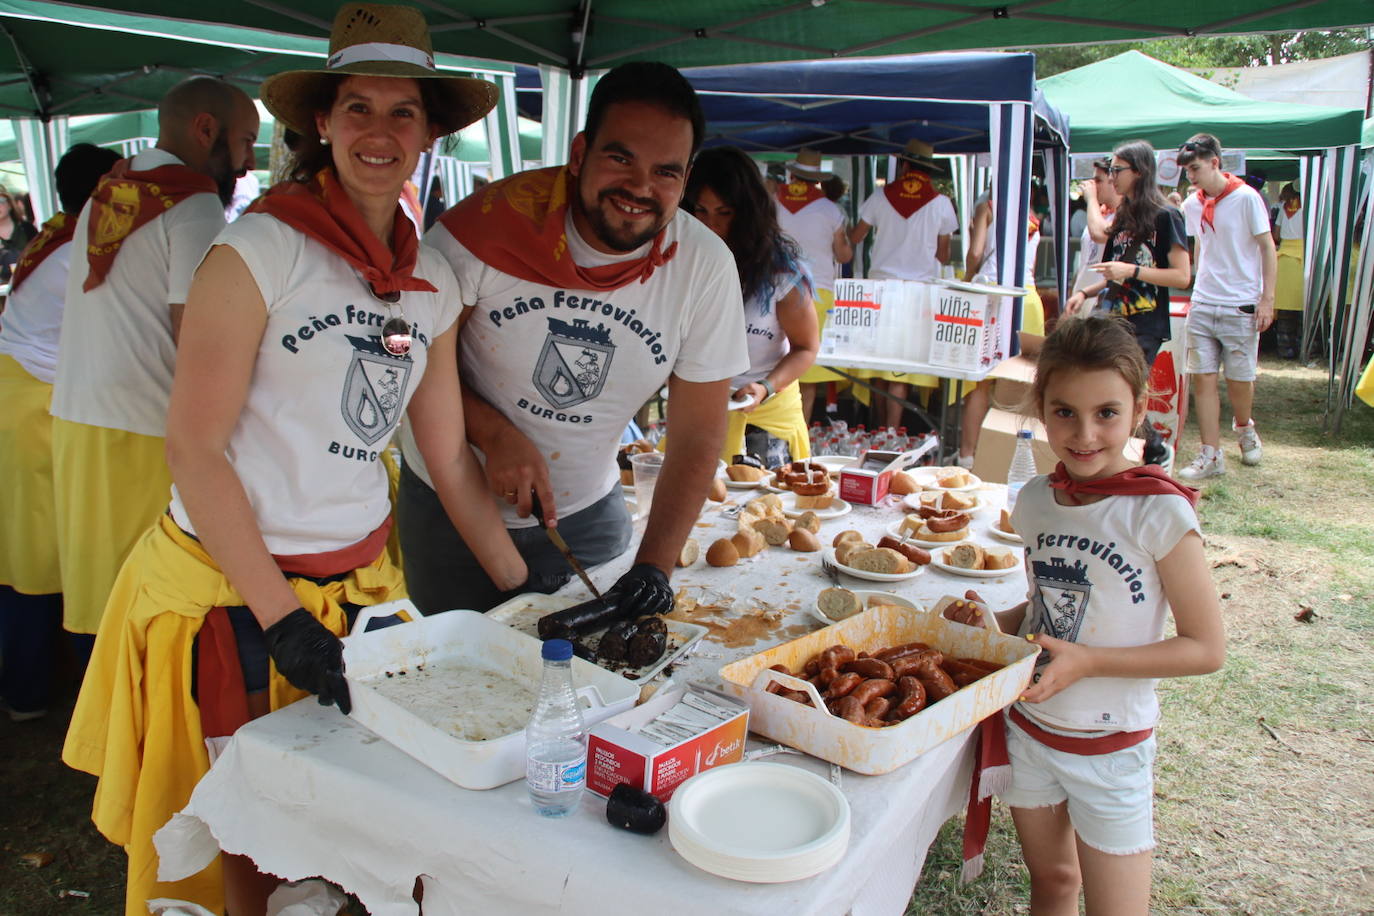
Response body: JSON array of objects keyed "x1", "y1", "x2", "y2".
[
  {"x1": 1178, "y1": 450, "x2": 1226, "y2": 481},
  {"x1": 955, "y1": 453, "x2": 975, "y2": 470},
  {"x1": 1234, "y1": 420, "x2": 1262, "y2": 466}
]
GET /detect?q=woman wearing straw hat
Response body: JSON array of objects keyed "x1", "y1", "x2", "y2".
[{"x1": 63, "y1": 6, "x2": 525, "y2": 912}]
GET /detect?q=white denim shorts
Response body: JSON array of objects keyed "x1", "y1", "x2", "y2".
[
  {"x1": 999, "y1": 712, "x2": 1158, "y2": 856},
  {"x1": 1186, "y1": 300, "x2": 1260, "y2": 381}
]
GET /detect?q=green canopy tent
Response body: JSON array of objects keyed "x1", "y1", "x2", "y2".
[{"x1": 1040, "y1": 50, "x2": 1367, "y2": 430}]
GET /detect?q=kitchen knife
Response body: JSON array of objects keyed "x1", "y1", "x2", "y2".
[{"x1": 530, "y1": 493, "x2": 603, "y2": 600}]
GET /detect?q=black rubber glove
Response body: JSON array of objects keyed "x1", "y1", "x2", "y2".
[
  {"x1": 263, "y1": 608, "x2": 351, "y2": 715},
  {"x1": 604, "y1": 563, "x2": 673, "y2": 618}
]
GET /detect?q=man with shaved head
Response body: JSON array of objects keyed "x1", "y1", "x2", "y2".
[{"x1": 50, "y1": 75, "x2": 259, "y2": 641}]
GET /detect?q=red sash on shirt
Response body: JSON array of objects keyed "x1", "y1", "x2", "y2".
[
  {"x1": 248, "y1": 170, "x2": 436, "y2": 299},
  {"x1": 196, "y1": 518, "x2": 393, "y2": 737},
  {"x1": 1048, "y1": 462, "x2": 1199, "y2": 508},
  {"x1": 775, "y1": 179, "x2": 825, "y2": 214},
  {"x1": 882, "y1": 169, "x2": 938, "y2": 218},
  {"x1": 83, "y1": 159, "x2": 218, "y2": 291},
  {"x1": 1009, "y1": 706, "x2": 1153, "y2": 755},
  {"x1": 439, "y1": 165, "x2": 678, "y2": 292},
  {"x1": 1194, "y1": 173, "x2": 1245, "y2": 233},
  {"x1": 10, "y1": 212, "x2": 74, "y2": 294}
]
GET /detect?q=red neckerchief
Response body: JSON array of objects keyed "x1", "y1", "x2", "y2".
[
  {"x1": 10, "y1": 212, "x2": 74, "y2": 294},
  {"x1": 1048, "y1": 462, "x2": 1199, "y2": 508},
  {"x1": 84, "y1": 158, "x2": 218, "y2": 291},
  {"x1": 1099, "y1": 203, "x2": 1116, "y2": 220},
  {"x1": 776, "y1": 179, "x2": 826, "y2": 214},
  {"x1": 439, "y1": 165, "x2": 677, "y2": 292},
  {"x1": 961, "y1": 713, "x2": 1012, "y2": 883},
  {"x1": 1282, "y1": 199, "x2": 1300, "y2": 218},
  {"x1": 248, "y1": 170, "x2": 436, "y2": 298},
  {"x1": 1027, "y1": 212, "x2": 1041, "y2": 240},
  {"x1": 883, "y1": 169, "x2": 938, "y2": 218},
  {"x1": 1195, "y1": 173, "x2": 1245, "y2": 233}
]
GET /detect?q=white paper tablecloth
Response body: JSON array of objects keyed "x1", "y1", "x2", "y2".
[{"x1": 158, "y1": 483, "x2": 1027, "y2": 916}]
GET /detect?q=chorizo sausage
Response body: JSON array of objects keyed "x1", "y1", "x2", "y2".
[
  {"x1": 863, "y1": 696, "x2": 891, "y2": 720},
  {"x1": 918, "y1": 668, "x2": 958, "y2": 702},
  {"x1": 824, "y1": 672, "x2": 863, "y2": 699},
  {"x1": 848, "y1": 678, "x2": 896, "y2": 706},
  {"x1": 803, "y1": 658, "x2": 821, "y2": 678},
  {"x1": 874, "y1": 641, "x2": 930, "y2": 663},
  {"x1": 833, "y1": 695, "x2": 866, "y2": 724},
  {"x1": 939, "y1": 658, "x2": 988, "y2": 687},
  {"x1": 814, "y1": 666, "x2": 840, "y2": 688},
  {"x1": 958, "y1": 657, "x2": 1004, "y2": 674},
  {"x1": 925, "y1": 512, "x2": 971, "y2": 533},
  {"x1": 888, "y1": 677, "x2": 927, "y2": 720},
  {"x1": 843, "y1": 657, "x2": 895, "y2": 680},
  {"x1": 778, "y1": 688, "x2": 812, "y2": 705},
  {"x1": 819, "y1": 645, "x2": 857, "y2": 670}
]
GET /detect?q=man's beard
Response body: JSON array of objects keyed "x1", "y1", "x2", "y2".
[
  {"x1": 207, "y1": 129, "x2": 240, "y2": 207},
  {"x1": 574, "y1": 179, "x2": 669, "y2": 252}
]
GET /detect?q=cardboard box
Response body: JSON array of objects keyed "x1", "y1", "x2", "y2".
[
  {"x1": 837, "y1": 442, "x2": 935, "y2": 505},
  {"x1": 972, "y1": 407, "x2": 1143, "y2": 485},
  {"x1": 984, "y1": 333, "x2": 1044, "y2": 413},
  {"x1": 586, "y1": 686, "x2": 748, "y2": 801}
]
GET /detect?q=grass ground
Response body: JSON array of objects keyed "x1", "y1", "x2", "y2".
[
  {"x1": 3, "y1": 359, "x2": 1371, "y2": 915},
  {"x1": 907, "y1": 357, "x2": 1374, "y2": 915}
]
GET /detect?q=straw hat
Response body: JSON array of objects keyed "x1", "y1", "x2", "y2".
[
  {"x1": 784, "y1": 148, "x2": 833, "y2": 181},
  {"x1": 897, "y1": 138, "x2": 947, "y2": 175},
  {"x1": 260, "y1": 3, "x2": 497, "y2": 136}
]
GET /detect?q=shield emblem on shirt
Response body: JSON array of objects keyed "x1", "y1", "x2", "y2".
[
  {"x1": 93, "y1": 182, "x2": 141, "y2": 246},
  {"x1": 533, "y1": 316, "x2": 615, "y2": 409},
  {"x1": 342, "y1": 335, "x2": 412, "y2": 446},
  {"x1": 1030, "y1": 556, "x2": 1092, "y2": 647}
]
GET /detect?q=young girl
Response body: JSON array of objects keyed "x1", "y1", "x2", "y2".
[{"x1": 947, "y1": 315, "x2": 1225, "y2": 915}]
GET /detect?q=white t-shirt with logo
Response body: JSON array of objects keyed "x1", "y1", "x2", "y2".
[
  {"x1": 733, "y1": 267, "x2": 807, "y2": 389},
  {"x1": 0, "y1": 239, "x2": 72, "y2": 383},
  {"x1": 1183, "y1": 183, "x2": 1271, "y2": 306},
  {"x1": 857, "y1": 190, "x2": 957, "y2": 281},
  {"x1": 776, "y1": 197, "x2": 844, "y2": 292},
  {"x1": 407, "y1": 208, "x2": 749, "y2": 527},
  {"x1": 51, "y1": 147, "x2": 228, "y2": 436},
  {"x1": 167, "y1": 212, "x2": 461, "y2": 554},
  {"x1": 1072, "y1": 211, "x2": 1116, "y2": 293},
  {"x1": 1011, "y1": 476, "x2": 1199, "y2": 732}
]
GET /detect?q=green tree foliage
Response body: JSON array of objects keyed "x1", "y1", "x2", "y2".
[{"x1": 1025, "y1": 29, "x2": 1372, "y2": 78}]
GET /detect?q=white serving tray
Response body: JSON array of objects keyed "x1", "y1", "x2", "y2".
[{"x1": 342, "y1": 600, "x2": 639, "y2": 790}]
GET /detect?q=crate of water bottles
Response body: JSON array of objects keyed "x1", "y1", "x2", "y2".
[{"x1": 809, "y1": 420, "x2": 940, "y2": 463}]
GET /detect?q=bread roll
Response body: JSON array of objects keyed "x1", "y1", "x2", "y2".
[
  {"x1": 875, "y1": 535, "x2": 932, "y2": 566},
  {"x1": 746, "y1": 494, "x2": 783, "y2": 516},
  {"x1": 726, "y1": 464, "x2": 768, "y2": 482},
  {"x1": 982, "y1": 548, "x2": 1017, "y2": 570},
  {"x1": 945, "y1": 543, "x2": 985, "y2": 569},
  {"x1": 706, "y1": 538, "x2": 739, "y2": 567},
  {"x1": 888, "y1": 470, "x2": 918, "y2": 495},
  {"x1": 707, "y1": 477, "x2": 728, "y2": 502},
  {"x1": 832, "y1": 529, "x2": 865, "y2": 547},
  {"x1": 794, "y1": 493, "x2": 834, "y2": 510},
  {"x1": 794, "y1": 511, "x2": 821, "y2": 534},
  {"x1": 834, "y1": 539, "x2": 874, "y2": 566},
  {"x1": 731, "y1": 526, "x2": 767, "y2": 558},
  {"x1": 915, "y1": 521, "x2": 968, "y2": 542},
  {"x1": 936, "y1": 468, "x2": 970, "y2": 488},
  {"x1": 942, "y1": 491, "x2": 975, "y2": 511},
  {"x1": 751, "y1": 517, "x2": 794, "y2": 546},
  {"x1": 816, "y1": 587, "x2": 863, "y2": 621},
  {"x1": 787, "y1": 528, "x2": 821, "y2": 552},
  {"x1": 849, "y1": 547, "x2": 913, "y2": 574},
  {"x1": 898, "y1": 514, "x2": 923, "y2": 538},
  {"x1": 998, "y1": 508, "x2": 1015, "y2": 534},
  {"x1": 676, "y1": 539, "x2": 699, "y2": 568}
]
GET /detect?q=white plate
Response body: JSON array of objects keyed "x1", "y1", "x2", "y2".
[
  {"x1": 821, "y1": 547, "x2": 923, "y2": 582},
  {"x1": 812, "y1": 455, "x2": 857, "y2": 474},
  {"x1": 900, "y1": 491, "x2": 982, "y2": 514},
  {"x1": 907, "y1": 468, "x2": 983, "y2": 492},
  {"x1": 724, "y1": 477, "x2": 768, "y2": 490},
  {"x1": 930, "y1": 544, "x2": 1021, "y2": 579},
  {"x1": 809, "y1": 589, "x2": 919, "y2": 625},
  {"x1": 727, "y1": 392, "x2": 756, "y2": 412},
  {"x1": 935, "y1": 276, "x2": 1029, "y2": 297},
  {"x1": 988, "y1": 525, "x2": 1024, "y2": 545},
  {"x1": 669, "y1": 762, "x2": 850, "y2": 883},
  {"x1": 883, "y1": 519, "x2": 971, "y2": 548},
  {"x1": 780, "y1": 493, "x2": 851, "y2": 520}
]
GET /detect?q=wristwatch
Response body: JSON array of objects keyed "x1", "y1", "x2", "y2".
[
  {"x1": 759, "y1": 378, "x2": 776, "y2": 400},
  {"x1": 1132, "y1": 265, "x2": 1141, "y2": 280}
]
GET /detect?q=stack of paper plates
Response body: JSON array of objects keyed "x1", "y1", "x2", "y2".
[{"x1": 668, "y1": 762, "x2": 850, "y2": 883}]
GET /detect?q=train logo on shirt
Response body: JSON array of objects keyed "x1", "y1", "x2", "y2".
[
  {"x1": 342, "y1": 334, "x2": 412, "y2": 446},
  {"x1": 1029, "y1": 556, "x2": 1092, "y2": 650},
  {"x1": 92, "y1": 182, "x2": 141, "y2": 247},
  {"x1": 533, "y1": 317, "x2": 615, "y2": 409}
]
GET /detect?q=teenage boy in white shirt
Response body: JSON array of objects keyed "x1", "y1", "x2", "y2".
[{"x1": 1176, "y1": 133, "x2": 1276, "y2": 480}]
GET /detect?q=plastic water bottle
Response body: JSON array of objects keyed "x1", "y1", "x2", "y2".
[
  {"x1": 525, "y1": 639, "x2": 586, "y2": 817},
  {"x1": 1006, "y1": 430, "x2": 1037, "y2": 512}
]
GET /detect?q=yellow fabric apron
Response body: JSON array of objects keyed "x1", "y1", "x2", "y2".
[
  {"x1": 1275, "y1": 237, "x2": 1305, "y2": 312},
  {"x1": 0, "y1": 355, "x2": 60, "y2": 594},
  {"x1": 1356, "y1": 353, "x2": 1374, "y2": 409},
  {"x1": 381, "y1": 444, "x2": 404, "y2": 570},
  {"x1": 62, "y1": 514, "x2": 405, "y2": 916},
  {"x1": 51, "y1": 418, "x2": 172, "y2": 634},
  {"x1": 721, "y1": 380, "x2": 811, "y2": 462}
]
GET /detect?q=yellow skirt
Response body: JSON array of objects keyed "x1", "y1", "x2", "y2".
[
  {"x1": 721, "y1": 380, "x2": 811, "y2": 462},
  {"x1": 1357, "y1": 353, "x2": 1374, "y2": 409},
  {"x1": 800, "y1": 289, "x2": 850, "y2": 384},
  {"x1": 1275, "y1": 237, "x2": 1305, "y2": 312},
  {"x1": 62, "y1": 514, "x2": 405, "y2": 915},
  {"x1": 0, "y1": 355, "x2": 60, "y2": 594},
  {"x1": 52, "y1": 418, "x2": 173, "y2": 634}
]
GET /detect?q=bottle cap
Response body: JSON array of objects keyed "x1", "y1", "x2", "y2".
[
  {"x1": 542, "y1": 638, "x2": 574, "y2": 661},
  {"x1": 1017, "y1": 430, "x2": 1033, "y2": 439}
]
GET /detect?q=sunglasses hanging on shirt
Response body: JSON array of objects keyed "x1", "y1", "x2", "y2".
[{"x1": 374, "y1": 289, "x2": 412, "y2": 357}]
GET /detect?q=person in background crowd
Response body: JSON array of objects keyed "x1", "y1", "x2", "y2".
[
  {"x1": 63, "y1": 6, "x2": 523, "y2": 912},
  {"x1": 49, "y1": 76, "x2": 258, "y2": 647},
  {"x1": 1065, "y1": 139, "x2": 1190, "y2": 469},
  {"x1": 1073, "y1": 156, "x2": 1122, "y2": 301},
  {"x1": 0, "y1": 186, "x2": 38, "y2": 283},
  {"x1": 775, "y1": 148, "x2": 852, "y2": 424},
  {"x1": 399, "y1": 60, "x2": 748, "y2": 616},
  {"x1": 1175, "y1": 133, "x2": 1276, "y2": 480},
  {"x1": 687, "y1": 146, "x2": 819, "y2": 462},
  {"x1": 849, "y1": 139, "x2": 957, "y2": 429},
  {"x1": 0, "y1": 143, "x2": 120, "y2": 722},
  {"x1": 1270, "y1": 182, "x2": 1304, "y2": 360}
]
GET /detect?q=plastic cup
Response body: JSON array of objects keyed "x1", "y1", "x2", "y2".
[{"x1": 629, "y1": 452, "x2": 664, "y2": 518}]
